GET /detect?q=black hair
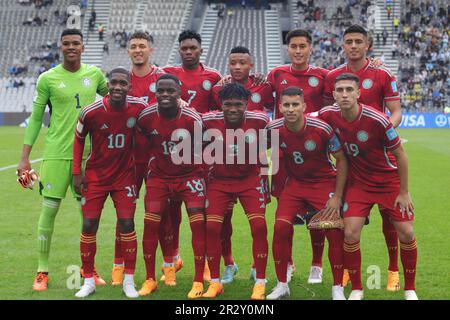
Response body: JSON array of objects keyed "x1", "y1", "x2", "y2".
[
  {"x1": 178, "y1": 30, "x2": 201, "y2": 45},
  {"x1": 128, "y1": 30, "x2": 154, "y2": 44},
  {"x1": 280, "y1": 86, "x2": 304, "y2": 98},
  {"x1": 230, "y1": 46, "x2": 251, "y2": 55},
  {"x1": 218, "y1": 83, "x2": 251, "y2": 101},
  {"x1": 343, "y1": 24, "x2": 368, "y2": 37},
  {"x1": 156, "y1": 73, "x2": 181, "y2": 86},
  {"x1": 335, "y1": 73, "x2": 360, "y2": 85},
  {"x1": 108, "y1": 67, "x2": 131, "y2": 80},
  {"x1": 285, "y1": 29, "x2": 312, "y2": 45},
  {"x1": 60, "y1": 28, "x2": 83, "y2": 40}
]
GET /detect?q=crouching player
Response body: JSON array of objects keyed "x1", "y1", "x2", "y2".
[
  {"x1": 319, "y1": 73, "x2": 418, "y2": 300},
  {"x1": 202, "y1": 83, "x2": 269, "y2": 299},
  {"x1": 73, "y1": 68, "x2": 146, "y2": 298},
  {"x1": 266, "y1": 87, "x2": 348, "y2": 300}
]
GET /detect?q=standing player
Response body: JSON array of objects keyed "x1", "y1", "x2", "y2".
[
  {"x1": 266, "y1": 87, "x2": 348, "y2": 300},
  {"x1": 202, "y1": 83, "x2": 269, "y2": 299},
  {"x1": 320, "y1": 74, "x2": 418, "y2": 300},
  {"x1": 210, "y1": 46, "x2": 274, "y2": 284},
  {"x1": 17, "y1": 29, "x2": 108, "y2": 291},
  {"x1": 73, "y1": 68, "x2": 145, "y2": 298},
  {"x1": 162, "y1": 30, "x2": 222, "y2": 279},
  {"x1": 323, "y1": 25, "x2": 403, "y2": 291},
  {"x1": 110, "y1": 31, "x2": 167, "y2": 286},
  {"x1": 267, "y1": 29, "x2": 329, "y2": 284},
  {"x1": 137, "y1": 74, "x2": 206, "y2": 298}
]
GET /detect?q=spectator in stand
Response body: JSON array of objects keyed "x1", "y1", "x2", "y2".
[{"x1": 382, "y1": 27, "x2": 389, "y2": 45}]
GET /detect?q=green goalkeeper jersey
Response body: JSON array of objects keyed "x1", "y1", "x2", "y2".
[{"x1": 24, "y1": 63, "x2": 108, "y2": 160}]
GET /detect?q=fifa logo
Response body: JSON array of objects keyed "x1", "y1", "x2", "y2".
[
  {"x1": 257, "y1": 254, "x2": 268, "y2": 258},
  {"x1": 80, "y1": 252, "x2": 91, "y2": 257},
  {"x1": 125, "y1": 248, "x2": 136, "y2": 253}
]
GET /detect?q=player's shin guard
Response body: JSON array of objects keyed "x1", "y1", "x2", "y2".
[
  {"x1": 37, "y1": 198, "x2": 60, "y2": 272},
  {"x1": 400, "y1": 239, "x2": 418, "y2": 291},
  {"x1": 326, "y1": 229, "x2": 345, "y2": 286},
  {"x1": 310, "y1": 229, "x2": 326, "y2": 267},
  {"x1": 143, "y1": 213, "x2": 161, "y2": 280},
  {"x1": 221, "y1": 208, "x2": 234, "y2": 266},
  {"x1": 272, "y1": 219, "x2": 291, "y2": 283},
  {"x1": 249, "y1": 214, "x2": 268, "y2": 279},
  {"x1": 121, "y1": 231, "x2": 137, "y2": 275},
  {"x1": 159, "y1": 213, "x2": 174, "y2": 263},
  {"x1": 114, "y1": 223, "x2": 124, "y2": 265},
  {"x1": 381, "y1": 212, "x2": 399, "y2": 272},
  {"x1": 188, "y1": 212, "x2": 206, "y2": 282},
  {"x1": 80, "y1": 233, "x2": 97, "y2": 278},
  {"x1": 343, "y1": 240, "x2": 362, "y2": 290},
  {"x1": 206, "y1": 217, "x2": 224, "y2": 279},
  {"x1": 169, "y1": 200, "x2": 182, "y2": 258}
]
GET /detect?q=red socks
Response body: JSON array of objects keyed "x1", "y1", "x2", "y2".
[
  {"x1": 343, "y1": 240, "x2": 363, "y2": 290},
  {"x1": 80, "y1": 232, "x2": 96, "y2": 278},
  {"x1": 400, "y1": 239, "x2": 418, "y2": 290}
]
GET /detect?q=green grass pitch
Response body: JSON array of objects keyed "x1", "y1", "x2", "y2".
[{"x1": 0, "y1": 126, "x2": 449, "y2": 300}]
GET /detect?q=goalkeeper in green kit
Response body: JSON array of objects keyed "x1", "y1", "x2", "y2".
[{"x1": 16, "y1": 29, "x2": 109, "y2": 291}]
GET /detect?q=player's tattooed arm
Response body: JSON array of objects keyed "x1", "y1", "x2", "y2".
[{"x1": 391, "y1": 144, "x2": 414, "y2": 218}]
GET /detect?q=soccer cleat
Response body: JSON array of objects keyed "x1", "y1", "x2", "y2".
[
  {"x1": 162, "y1": 266, "x2": 176, "y2": 286},
  {"x1": 203, "y1": 261, "x2": 211, "y2": 282},
  {"x1": 187, "y1": 281, "x2": 204, "y2": 299},
  {"x1": 123, "y1": 280, "x2": 139, "y2": 298},
  {"x1": 111, "y1": 265, "x2": 124, "y2": 286},
  {"x1": 332, "y1": 285, "x2": 346, "y2": 300},
  {"x1": 251, "y1": 283, "x2": 266, "y2": 300},
  {"x1": 32, "y1": 272, "x2": 49, "y2": 291},
  {"x1": 80, "y1": 267, "x2": 106, "y2": 286},
  {"x1": 75, "y1": 283, "x2": 96, "y2": 298},
  {"x1": 221, "y1": 263, "x2": 238, "y2": 284},
  {"x1": 266, "y1": 282, "x2": 290, "y2": 300},
  {"x1": 348, "y1": 290, "x2": 364, "y2": 300},
  {"x1": 387, "y1": 270, "x2": 400, "y2": 292},
  {"x1": 307, "y1": 266, "x2": 323, "y2": 284},
  {"x1": 138, "y1": 279, "x2": 158, "y2": 296},
  {"x1": 404, "y1": 290, "x2": 419, "y2": 300},
  {"x1": 202, "y1": 281, "x2": 224, "y2": 298},
  {"x1": 342, "y1": 269, "x2": 350, "y2": 287}
]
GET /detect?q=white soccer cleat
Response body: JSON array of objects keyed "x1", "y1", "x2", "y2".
[
  {"x1": 266, "y1": 282, "x2": 290, "y2": 300},
  {"x1": 123, "y1": 280, "x2": 139, "y2": 298},
  {"x1": 75, "y1": 283, "x2": 96, "y2": 298},
  {"x1": 332, "y1": 285, "x2": 346, "y2": 300},
  {"x1": 348, "y1": 290, "x2": 364, "y2": 300},
  {"x1": 307, "y1": 266, "x2": 323, "y2": 284},
  {"x1": 404, "y1": 290, "x2": 419, "y2": 300},
  {"x1": 287, "y1": 264, "x2": 294, "y2": 283}
]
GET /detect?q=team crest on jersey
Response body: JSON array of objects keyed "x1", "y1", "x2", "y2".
[
  {"x1": 82, "y1": 77, "x2": 91, "y2": 87},
  {"x1": 308, "y1": 76, "x2": 319, "y2": 87},
  {"x1": 304, "y1": 139, "x2": 316, "y2": 151},
  {"x1": 149, "y1": 83, "x2": 156, "y2": 93},
  {"x1": 127, "y1": 117, "x2": 136, "y2": 128},
  {"x1": 251, "y1": 93, "x2": 261, "y2": 103},
  {"x1": 173, "y1": 128, "x2": 189, "y2": 140},
  {"x1": 245, "y1": 132, "x2": 256, "y2": 144},
  {"x1": 357, "y1": 130, "x2": 369, "y2": 142},
  {"x1": 202, "y1": 80, "x2": 212, "y2": 91},
  {"x1": 362, "y1": 79, "x2": 373, "y2": 89}
]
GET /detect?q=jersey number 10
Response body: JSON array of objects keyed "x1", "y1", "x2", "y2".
[{"x1": 107, "y1": 134, "x2": 125, "y2": 149}]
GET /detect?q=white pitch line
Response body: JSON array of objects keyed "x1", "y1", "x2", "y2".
[{"x1": 0, "y1": 158, "x2": 43, "y2": 172}]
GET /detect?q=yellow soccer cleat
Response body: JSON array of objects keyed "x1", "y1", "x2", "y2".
[
  {"x1": 202, "y1": 281, "x2": 223, "y2": 298},
  {"x1": 387, "y1": 271, "x2": 401, "y2": 292},
  {"x1": 111, "y1": 265, "x2": 124, "y2": 286},
  {"x1": 32, "y1": 272, "x2": 49, "y2": 291},
  {"x1": 162, "y1": 266, "x2": 176, "y2": 286},
  {"x1": 138, "y1": 279, "x2": 158, "y2": 296},
  {"x1": 251, "y1": 283, "x2": 266, "y2": 300},
  {"x1": 187, "y1": 281, "x2": 204, "y2": 299},
  {"x1": 342, "y1": 269, "x2": 350, "y2": 287},
  {"x1": 203, "y1": 261, "x2": 211, "y2": 282}
]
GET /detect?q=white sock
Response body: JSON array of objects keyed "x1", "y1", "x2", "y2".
[
  {"x1": 84, "y1": 277, "x2": 95, "y2": 286},
  {"x1": 164, "y1": 262, "x2": 174, "y2": 267},
  {"x1": 278, "y1": 281, "x2": 287, "y2": 286},
  {"x1": 211, "y1": 278, "x2": 220, "y2": 283},
  {"x1": 124, "y1": 274, "x2": 134, "y2": 284},
  {"x1": 256, "y1": 278, "x2": 266, "y2": 285}
]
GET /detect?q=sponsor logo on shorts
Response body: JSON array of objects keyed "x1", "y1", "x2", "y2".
[
  {"x1": 80, "y1": 197, "x2": 86, "y2": 206},
  {"x1": 304, "y1": 140, "x2": 316, "y2": 151},
  {"x1": 251, "y1": 93, "x2": 261, "y2": 103},
  {"x1": 362, "y1": 79, "x2": 373, "y2": 89},
  {"x1": 127, "y1": 117, "x2": 136, "y2": 128},
  {"x1": 308, "y1": 76, "x2": 319, "y2": 87},
  {"x1": 205, "y1": 199, "x2": 209, "y2": 208},
  {"x1": 342, "y1": 202, "x2": 348, "y2": 212},
  {"x1": 202, "y1": 80, "x2": 212, "y2": 91},
  {"x1": 357, "y1": 130, "x2": 369, "y2": 142}
]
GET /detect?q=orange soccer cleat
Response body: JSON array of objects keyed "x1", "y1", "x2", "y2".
[
  {"x1": 139, "y1": 279, "x2": 158, "y2": 296},
  {"x1": 162, "y1": 266, "x2": 176, "y2": 286},
  {"x1": 251, "y1": 283, "x2": 266, "y2": 300},
  {"x1": 80, "y1": 267, "x2": 106, "y2": 286},
  {"x1": 202, "y1": 281, "x2": 223, "y2": 298},
  {"x1": 32, "y1": 272, "x2": 49, "y2": 291},
  {"x1": 187, "y1": 281, "x2": 204, "y2": 299},
  {"x1": 387, "y1": 271, "x2": 400, "y2": 292},
  {"x1": 111, "y1": 265, "x2": 124, "y2": 286}
]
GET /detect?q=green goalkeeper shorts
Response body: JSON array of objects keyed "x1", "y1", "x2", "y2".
[{"x1": 39, "y1": 160, "x2": 81, "y2": 199}]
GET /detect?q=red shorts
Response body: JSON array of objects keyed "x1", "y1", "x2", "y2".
[
  {"x1": 271, "y1": 163, "x2": 287, "y2": 199},
  {"x1": 145, "y1": 176, "x2": 206, "y2": 214},
  {"x1": 206, "y1": 175, "x2": 266, "y2": 215},
  {"x1": 261, "y1": 174, "x2": 271, "y2": 204},
  {"x1": 343, "y1": 184, "x2": 414, "y2": 222},
  {"x1": 81, "y1": 184, "x2": 137, "y2": 219},
  {"x1": 135, "y1": 162, "x2": 148, "y2": 197},
  {"x1": 276, "y1": 178, "x2": 335, "y2": 222}
]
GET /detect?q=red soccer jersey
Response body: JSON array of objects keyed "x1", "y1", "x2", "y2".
[
  {"x1": 129, "y1": 66, "x2": 165, "y2": 165},
  {"x1": 202, "y1": 111, "x2": 270, "y2": 180},
  {"x1": 267, "y1": 64, "x2": 328, "y2": 118},
  {"x1": 266, "y1": 115, "x2": 341, "y2": 184},
  {"x1": 137, "y1": 105, "x2": 203, "y2": 179},
  {"x1": 319, "y1": 104, "x2": 401, "y2": 192},
  {"x1": 210, "y1": 75, "x2": 274, "y2": 112},
  {"x1": 163, "y1": 63, "x2": 222, "y2": 113},
  {"x1": 73, "y1": 96, "x2": 147, "y2": 186},
  {"x1": 323, "y1": 59, "x2": 400, "y2": 113}
]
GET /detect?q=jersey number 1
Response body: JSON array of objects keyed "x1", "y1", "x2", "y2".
[{"x1": 74, "y1": 93, "x2": 81, "y2": 109}]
